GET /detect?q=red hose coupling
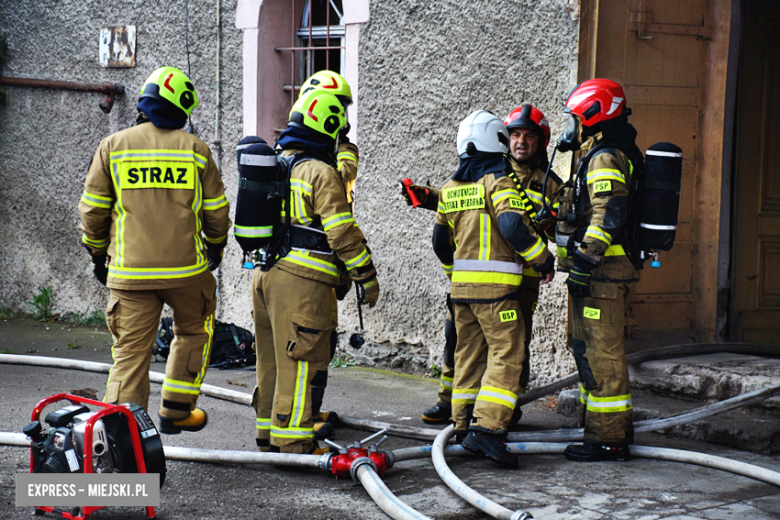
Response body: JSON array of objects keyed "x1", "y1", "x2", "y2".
[{"x1": 330, "y1": 448, "x2": 393, "y2": 480}]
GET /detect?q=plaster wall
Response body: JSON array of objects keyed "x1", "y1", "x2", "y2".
[
  {"x1": 1, "y1": 0, "x2": 580, "y2": 385},
  {"x1": 335, "y1": 0, "x2": 581, "y2": 381},
  {"x1": 0, "y1": 0, "x2": 244, "y2": 324}
]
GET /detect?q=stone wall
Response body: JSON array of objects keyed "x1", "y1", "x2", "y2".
[
  {"x1": 0, "y1": 0, "x2": 579, "y2": 384},
  {"x1": 0, "y1": 0, "x2": 243, "y2": 321}
]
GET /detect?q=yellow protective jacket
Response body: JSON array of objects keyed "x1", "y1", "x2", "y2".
[
  {"x1": 426, "y1": 157, "x2": 560, "y2": 278},
  {"x1": 574, "y1": 134, "x2": 634, "y2": 265},
  {"x1": 79, "y1": 122, "x2": 231, "y2": 290},
  {"x1": 337, "y1": 142, "x2": 359, "y2": 204},
  {"x1": 274, "y1": 148, "x2": 375, "y2": 286},
  {"x1": 432, "y1": 171, "x2": 553, "y2": 301}
]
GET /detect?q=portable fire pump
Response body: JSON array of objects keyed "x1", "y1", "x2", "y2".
[{"x1": 23, "y1": 393, "x2": 166, "y2": 520}]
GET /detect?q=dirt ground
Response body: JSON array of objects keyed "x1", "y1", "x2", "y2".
[{"x1": 1, "y1": 318, "x2": 778, "y2": 519}]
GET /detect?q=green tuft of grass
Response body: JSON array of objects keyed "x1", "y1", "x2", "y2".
[
  {"x1": 330, "y1": 354, "x2": 357, "y2": 368},
  {"x1": 71, "y1": 310, "x2": 106, "y2": 326},
  {"x1": 67, "y1": 343, "x2": 82, "y2": 350},
  {"x1": 429, "y1": 364, "x2": 442, "y2": 379},
  {"x1": 28, "y1": 286, "x2": 54, "y2": 322}
]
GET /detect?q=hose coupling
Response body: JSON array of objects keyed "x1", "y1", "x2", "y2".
[
  {"x1": 349, "y1": 456, "x2": 376, "y2": 483},
  {"x1": 510, "y1": 511, "x2": 534, "y2": 520}
]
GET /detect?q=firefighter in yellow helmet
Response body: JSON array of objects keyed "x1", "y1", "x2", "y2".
[
  {"x1": 252, "y1": 89, "x2": 379, "y2": 454},
  {"x1": 402, "y1": 104, "x2": 561, "y2": 428},
  {"x1": 432, "y1": 110, "x2": 554, "y2": 468},
  {"x1": 296, "y1": 70, "x2": 359, "y2": 440},
  {"x1": 79, "y1": 66, "x2": 231, "y2": 434}
]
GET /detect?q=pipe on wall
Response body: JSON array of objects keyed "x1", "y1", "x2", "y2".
[{"x1": 0, "y1": 76, "x2": 125, "y2": 113}]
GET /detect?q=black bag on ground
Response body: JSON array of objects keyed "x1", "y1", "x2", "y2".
[{"x1": 152, "y1": 317, "x2": 256, "y2": 369}]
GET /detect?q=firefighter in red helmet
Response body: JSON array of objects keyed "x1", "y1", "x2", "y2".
[
  {"x1": 556, "y1": 78, "x2": 644, "y2": 462},
  {"x1": 400, "y1": 104, "x2": 561, "y2": 428}
]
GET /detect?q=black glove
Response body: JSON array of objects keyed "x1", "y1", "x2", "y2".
[
  {"x1": 566, "y1": 256, "x2": 595, "y2": 299},
  {"x1": 335, "y1": 281, "x2": 351, "y2": 301},
  {"x1": 355, "y1": 275, "x2": 380, "y2": 308},
  {"x1": 91, "y1": 254, "x2": 108, "y2": 286},
  {"x1": 535, "y1": 255, "x2": 555, "y2": 278},
  {"x1": 206, "y1": 244, "x2": 224, "y2": 271}
]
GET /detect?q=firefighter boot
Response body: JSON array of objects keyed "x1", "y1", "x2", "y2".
[
  {"x1": 564, "y1": 442, "x2": 631, "y2": 462},
  {"x1": 159, "y1": 409, "x2": 208, "y2": 434},
  {"x1": 422, "y1": 403, "x2": 452, "y2": 424},
  {"x1": 462, "y1": 431, "x2": 518, "y2": 469},
  {"x1": 314, "y1": 421, "x2": 335, "y2": 441}
]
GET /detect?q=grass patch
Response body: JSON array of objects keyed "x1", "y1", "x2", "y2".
[
  {"x1": 28, "y1": 286, "x2": 54, "y2": 322},
  {"x1": 71, "y1": 310, "x2": 106, "y2": 326},
  {"x1": 67, "y1": 343, "x2": 82, "y2": 350},
  {"x1": 330, "y1": 354, "x2": 357, "y2": 368},
  {"x1": 0, "y1": 307, "x2": 13, "y2": 319},
  {"x1": 429, "y1": 364, "x2": 442, "y2": 379}
]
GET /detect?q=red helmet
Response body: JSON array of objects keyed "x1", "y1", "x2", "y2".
[
  {"x1": 504, "y1": 104, "x2": 550, "y2": 147},
  {"x1": 564, "y1": 78, "x2": 626, "y2": 127}
]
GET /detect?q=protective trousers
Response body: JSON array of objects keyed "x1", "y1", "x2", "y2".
[
  {"x1": 452, "y1": 296, "x2": 525, "y2": 434},
  {"x1": 252, "y1": 267, "x2": 332, "y2": 453},
  {"x1": 571, "y1": 274, "x2": 637, "y2": 446},
  {"x1": 104, "y1": 274, "x2": 217, "y2": 419},
  {"x1": 437, "y1": 280, "x2": 537, "y2": 406}
]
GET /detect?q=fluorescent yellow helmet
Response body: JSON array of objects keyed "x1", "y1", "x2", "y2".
[
  {"x1": 299, "y1": 70, "x2": 353, "y2": 106},
  {"x1": 139, "y1": 67, "x2": 199, "y2": 117},
  {"x1": 289, "y1": 90, "x2": 347, "y2": 142}
]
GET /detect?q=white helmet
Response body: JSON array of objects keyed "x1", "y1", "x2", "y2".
[{"x1": 456, "y1": 110, "x2": 510, "y2": 157}]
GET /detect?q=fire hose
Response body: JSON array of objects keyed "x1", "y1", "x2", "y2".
[{"x1": 2, "y1": 344, "x2": 780, "y2": 520}]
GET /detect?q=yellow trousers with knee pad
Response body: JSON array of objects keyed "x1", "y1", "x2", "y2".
[
  {"x1": 570, "y1": 257, "x2": 638, "y2": 446},
  {"x1": 451, "y1": 295, "x2": 526, "y2": 434},
  {"x1": 104, "y1": 273, "x2": 217, "y2": 420},
  {"x1": 252, "y1": 267, "x2": 332, "y2": 453},
  {"x1": 438, "y1": 279, "x2": 537, "y2": 408}
]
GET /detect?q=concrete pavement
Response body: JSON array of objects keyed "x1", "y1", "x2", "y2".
[{"x1": 1, "y1": 318, "x2": 778, "y2": 519}]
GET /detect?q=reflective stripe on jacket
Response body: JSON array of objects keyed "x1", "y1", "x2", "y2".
[
  {"x1": 433, "y1": 172, "x2": 551, "y2": 300},
  {"x1": 275, "y1": 148, "x2": 373, "y2": 286},
  {"x1": 79, "y1": 122, "x2": 231, "y2": 290}
]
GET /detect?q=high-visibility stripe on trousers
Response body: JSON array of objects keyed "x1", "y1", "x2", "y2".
[
  {"x1": 570, "y1": 257, "x2": 637, "y2": 446},
  {"x1": 452, "y1": 295, "x2": 526, "y2": 433},
  {"x1": 252, "y1": 267, "x2": 332, "y2": 454},
  {"x1": 103, "y1": 273, "x2": 217, "y2": 420}
]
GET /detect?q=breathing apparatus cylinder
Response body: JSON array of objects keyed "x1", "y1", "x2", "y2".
[
  {"x1": 234, "y1": 137, "x2": 283, "y2": 262},
  {"x1": 638, "y1": 143, "x2": 682, "y2": 253}
]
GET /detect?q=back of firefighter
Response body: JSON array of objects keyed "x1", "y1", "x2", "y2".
[
  {"x1": 432, "y1": 110, "x2": 554, "y2": 468},
  {"x1": 556, "y1": 79, "x2": 642, "y2": 462},
  {"x1": 402, "y1": 104, "x2": 561, "y2": 427},
  {"x1": 79, "y1": 67, "x2": 230, "y2": 434},
  {"x1": 296, "y1": 70, "x2": 359, "y2": 441},
  {"x1": 252, "y1": 89, "x2": 379, "y2": 455}
]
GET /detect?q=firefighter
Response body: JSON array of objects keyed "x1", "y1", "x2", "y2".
[
  {"x1": 79, "y1": 66, "x2": 230, "y2": 434},
  {"x1": 403, "y1": 104, "x2": 561, "y2": 427},
  {"x1": 432, "y1": 110, "x2": 555, "y2": 467},
  {"x1": 252, "y1": 89, "x2": 378, "y2": 455},
  {"x1": 555, "y1": 79, "x2": 643, "y2": 462},
  {"x1": 295, "y1": 70, "x2": 359, "y2": 441}
]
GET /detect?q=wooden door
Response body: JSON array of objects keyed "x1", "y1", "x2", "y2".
[
  {"x1": 578, "y1": 0, "x2": 708, "y2": 331},
  {"x1": 732, "y1": 0, "x2": 780, "y2": 343}
]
